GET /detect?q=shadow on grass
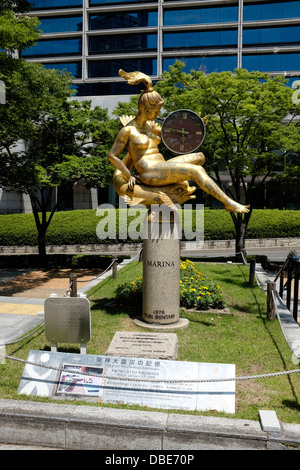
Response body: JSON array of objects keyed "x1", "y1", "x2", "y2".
[
  {"x1": 90, "y1": 298, "x2": 141, "y2": 319},
  {"x1": 282, "y1": 399, "x2": 300, "y2": 413}
]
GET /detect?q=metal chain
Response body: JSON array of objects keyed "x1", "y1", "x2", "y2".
[
  {"x1": 4, "y1": 323, "x2": 45, "y2": 346},
  {"x1": 2, "y1": 354, "x2": 299, "y2": 384}
]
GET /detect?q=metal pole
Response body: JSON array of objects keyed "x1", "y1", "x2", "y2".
[
  {"x1": 286, "y1": 261, "x2": 292, "y2": 310},
  {"x1": 237, "y1": 0, "x2": 244, "y2": 68},
  {"x1": 267, "y1": 281, "x2": 276, "y2": 321},
  {"x1": 293, "y1": 260, "x2": 299, "y2": 322}
]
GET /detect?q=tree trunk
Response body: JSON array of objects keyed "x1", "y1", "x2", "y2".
[
  {"x1": 37, "y1": 226, "x2": 47, "y2": 264},
  {"x1": 235, "y1": 217, "x2": 247, "y2": 256},
  {"x1": 231, "y1": 208, "x2": 253, "y2": 261}
]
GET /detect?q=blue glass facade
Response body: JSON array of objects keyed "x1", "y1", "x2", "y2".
[
  {"x1": 31, "y1": 0, "x2": 82, "y2": 9},
  {"x1": 21, "y1": 38, "x2": 82, "y2": 57},
  {"x1": 89, "y1": 11, "x2": 158, "y2": 30},
  {"x1": 23, "y1": 0, "x2": 300, "y2": 96},
  {"x1": 39, "y1": 16, "x2": 83, "y2": 33},
  {"x1": 164, "y1": 6, "x2": 238, "y2": 25}
]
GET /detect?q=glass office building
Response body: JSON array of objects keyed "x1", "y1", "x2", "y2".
[
  {"x1": 22, "y1": 0, "x2": 300, "y2": 105},
  {"x1": 3, "y1": 0, "x2": 298, "y2": 213}
]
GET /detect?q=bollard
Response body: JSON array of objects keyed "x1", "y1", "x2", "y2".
[
  {"x1": 267, "y1": 281, "x2": 276, "y2": 321},
  {"x1": 249, "y1": 258, "x2": 255, "y2": 286},
  {"x1": 293, "y1": 260, "x2": 300, "y2": 322},
  {"x1": 70, "y1": 274, "x2": 77, "y2": 297},
  {"x1": 112, "y1": 257, "x2": 117, "y2": 279}
]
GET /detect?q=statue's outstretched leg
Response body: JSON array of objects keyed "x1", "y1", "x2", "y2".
[{"x1": 139, "y1": 161, "x2": 249, "y2": 213}]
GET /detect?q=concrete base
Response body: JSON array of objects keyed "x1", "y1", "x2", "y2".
[
  {"x1": 134, "y1": 317, "x2": 189, "y2": 331},
  {"x1": 0, "y1": 399, "x2": 299, "y2": 450}
]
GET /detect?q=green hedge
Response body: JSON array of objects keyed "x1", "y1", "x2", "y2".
[{"x1": 0, "y1": 208, "x2": 299, "y2": 246}]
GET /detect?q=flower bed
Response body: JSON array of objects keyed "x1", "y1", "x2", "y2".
[{"x1": 115, "y1": 260, "x2": 226, "y2": 311}]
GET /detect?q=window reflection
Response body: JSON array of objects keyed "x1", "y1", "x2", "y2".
[
  {"x1": 243, "y1": 53, "x2": 300, "y2": 72},
  {"x1": 89, "y1": 34, "x2": 157, "y2": 54},
  {"x1": 244, "y1": 1, "x2": 300, "y2": 21},
  {"x1": 243, "y1": 26, "x2": 300, "y2": 46},
  {"x1": 164, "y1": 30, "x2": 238, "y2": 49},
  {"x1": 163, "y1": 56, "x2": 237, "y2": 74},
  {"x1": 43, "y1": 62, "x2": 82, "y2": 78},
  {"x1": 164, "y1": 6, "x2": 238, "y2": 25},
  {"x1": 31, "y1": 0, "x2": 82, "y2": 9},
  {"x1": 89, "y1": 0, "x2": 154, "y2": 5},
  {"x1": 39, "y1": 16, "x2": 83, "y2": 33},
  {"x1": 21, "y1": 38, "x2": 82, "y2": 57},
  {"x1": 76, "y1": 81, "x2": 149, "y2": 95},
  {"x1": 89, "y1": 11, "x2": 157, "y2": 30},
  {"x1": 88, "y1": 58, "x2": 157, "y2": 78}
]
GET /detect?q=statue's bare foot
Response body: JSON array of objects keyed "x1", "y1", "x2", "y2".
[{"x1": 225, "y1": 202, "x2": 250, "y2": 213}]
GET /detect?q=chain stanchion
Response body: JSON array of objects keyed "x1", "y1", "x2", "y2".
[{"x1": 1, "y1": 353, "x2": 299, "y2": 384}]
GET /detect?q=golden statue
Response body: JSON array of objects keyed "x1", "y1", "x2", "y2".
[{"x1": 109, "y1": 69, "x2": 249, "y2": 213}]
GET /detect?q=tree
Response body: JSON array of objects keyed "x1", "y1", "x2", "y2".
[
  {"x1": 0, "y1": 61, "x2": 116, "y2": 258},
  {"x1": 0, "y1": 3, "x2": 117, "y2": 259},
  {"x1": 0, "y1": 0, "x2": 40, "y2": 52},
  {"x1": 155, "y1": 62, "x2": 300, "y2": 254}
]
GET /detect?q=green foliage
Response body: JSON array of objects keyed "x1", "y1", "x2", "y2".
[
  {"x1": 0, "y1": 7, "x2": 40, "y2": 51},
  {"x1": 179, "y1": 259, "x2": 225, "y2": 309},
  {"x1": 0, "y1": 209, "x2": 300, "y2": 247},
  {"x1": 115, "y1": 275, "x2": 143, "y2": 306},
  {"x1": 0, "y1": 0, "x2": 33, "y2": 12}
]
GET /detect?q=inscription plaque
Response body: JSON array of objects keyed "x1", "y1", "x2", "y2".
[
  {"x1": 106, "y1": 332, "x2": 178, "y2": 359},
  {"x1": 44, "y1": 297, "x2": 91, "y2": 345},
  {"x1": 18, "y1": 350, "x2": 235, "y2": 413}
]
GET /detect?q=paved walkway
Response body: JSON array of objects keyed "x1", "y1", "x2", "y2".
[{"x1": 0, "y1": 258, "x2": 135, "y2": 345}]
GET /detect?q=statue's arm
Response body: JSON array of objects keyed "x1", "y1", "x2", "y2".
[
  {"x1": 108, "y1": 127, "x2": 135, "y2": 189},
  {"x1": 148, "y1": 120, "x2": 161, "y2": 137}
]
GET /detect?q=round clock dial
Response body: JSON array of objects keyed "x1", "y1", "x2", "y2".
[{"x1": 161, "y1": 109, "x2": 206, "y2": 154}]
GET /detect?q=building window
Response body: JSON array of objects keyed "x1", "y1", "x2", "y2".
[
  {"x1": 164, "y1": 6, "x2": 238, "y2": 26},
  {"x1": 30, "y1": 0, "x2": 82, "y2": 9},
  {"x1": 88, "y1": 58, "x2": 157, "y2": 78},
  {"x1": 163, "y1": 56, "x2": 237, "y2": 74},
  {"x1": 164, "y1": 30, "x2": 238, "y2": 50},
  {"x1": 89, "y1": 11, "x2": 157, "y2": 30},
  {"x1": 38, "y1": 16, "x2": 83, "y2": 33},
  {"x1": 243, "y1": 26, "x2": 300, "y2": 47},
  {"x1": 21, "y1": 38, "x2": 82, "y2": 57},
  {"x1": 43, "y1": 62, "x2": 82, "y2": 78},
  {"x1": 243, "y1": 52, "x2": 300, "y2": 72},
  {"x1": 243, "y1": 1, "x2": 300, "y2": 21},
  {"x1": 89, "y1": 0, "x2": 154, "y2": 5},
  {"x1": 89, "y1": 34, "x2": 157, "y2": 54}
]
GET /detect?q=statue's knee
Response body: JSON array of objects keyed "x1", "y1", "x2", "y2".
[
  {"x1": 195, "y1": 152, "x2": 205, "y2": 165},
  {"x1": 199, "y1": 152, "x2": 205, "y2": 165}
]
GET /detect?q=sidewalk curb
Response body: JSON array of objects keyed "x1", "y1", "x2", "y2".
[
  {"x1": 0, "y1": 399, "x2": 299, "y2": 450},
  {"x1": 1, "y1": 237, "x2": 300, "y2": 255}
]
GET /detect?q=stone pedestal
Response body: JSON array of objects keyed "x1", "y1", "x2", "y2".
[{"x1": 141, "y1": 208, "x2": 187, "y2": 329}]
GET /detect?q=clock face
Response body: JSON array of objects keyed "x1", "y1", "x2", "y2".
[{"x1": 161, "y1": 109, "x2": 206, "y2": 154}]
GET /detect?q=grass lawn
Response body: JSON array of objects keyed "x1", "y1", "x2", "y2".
[{"x1": 1, "y1": 261, "x2": 299, "y2": 424}]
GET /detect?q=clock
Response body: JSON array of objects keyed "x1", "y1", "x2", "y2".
[{"x1": 161, "y1": 109, "x2": 206, "y2": 154}]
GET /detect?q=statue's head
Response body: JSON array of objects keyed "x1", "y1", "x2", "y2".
[{"x1": 118, "y1": 69, "x2": 164, "y2": 114}]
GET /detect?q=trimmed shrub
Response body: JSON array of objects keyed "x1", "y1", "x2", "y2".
[{"x1": 0, "y1": 208, "x2": 299, "y2": 246}]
